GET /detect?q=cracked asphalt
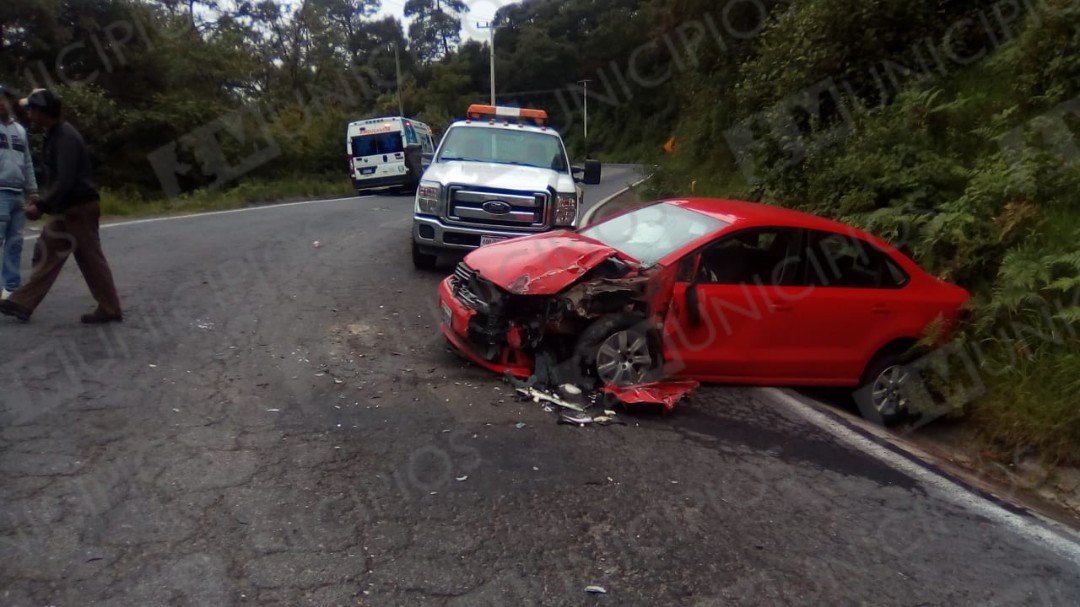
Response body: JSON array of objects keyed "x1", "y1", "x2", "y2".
[{"x1": 2, "y1": 166, "x2": 1080, "y2": 605}]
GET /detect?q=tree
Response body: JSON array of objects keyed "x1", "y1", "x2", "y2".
[{"x1": 403, "y1": 0, "x2": 467, "y2": 63}]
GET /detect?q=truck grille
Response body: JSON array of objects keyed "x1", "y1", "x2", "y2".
[{"x1": 446, "y1": 186, "x2": 550, "y2": 231}]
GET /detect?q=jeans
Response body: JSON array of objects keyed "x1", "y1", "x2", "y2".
[{"x1": 0, "y1": 189, "x2": 26, "y2": 291}]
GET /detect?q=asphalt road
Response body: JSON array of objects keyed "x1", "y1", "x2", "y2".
[{"x1": 2, "y1": 165, "x2": 1079, "y2": 606}]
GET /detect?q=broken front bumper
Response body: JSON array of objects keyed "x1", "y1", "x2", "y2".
[{"x1": 438, "y1": 277, "x2": 534, "y2": 378}]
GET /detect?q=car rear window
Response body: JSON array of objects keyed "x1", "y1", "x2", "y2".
[{"x1": 581, "y1": 203, "x2": 728, "y2": 266}]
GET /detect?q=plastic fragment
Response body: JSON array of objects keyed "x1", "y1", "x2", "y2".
[
  {"x1": 516, "y1": 386, "x2": 586, "y2": 412},
  {"x1": 559, "y1": 411, "x2": 594, "y2": 426},
  {"x1": 585, "y1": 585, "x2": 607, "y2": 594}
]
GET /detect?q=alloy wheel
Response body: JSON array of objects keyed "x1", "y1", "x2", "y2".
[
  {"x1": 595, "y1": 329, "x2": 652, "y2": 386},
  {"x1": 871, "y1": 364, "x2": 911, "y2": 417}
]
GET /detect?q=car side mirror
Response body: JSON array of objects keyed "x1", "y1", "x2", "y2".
[{"x1": 573, "y1": 160, "x2": 602, "y2": 185}]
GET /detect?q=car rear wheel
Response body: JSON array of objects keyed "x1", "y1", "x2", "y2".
[
  {"x1": 575, "y1": 314, "x2": 659, "y2": 387},
  {"x1": 853, "y1": 353, "x2": 914, "y2": 427},
  {"x1": 412, "y1": 241, "x2": 437, "y2": 270}
]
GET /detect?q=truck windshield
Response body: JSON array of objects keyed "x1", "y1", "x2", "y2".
[
  {"x1": 352, "y1": 132, "x2": 405, "y2": 157},
  {"x1": 580, "y1": 203, "x2": 729, "y2": 266},
  {"x1": 437, "y1": 127, "x2": 568, "y2": 172}
]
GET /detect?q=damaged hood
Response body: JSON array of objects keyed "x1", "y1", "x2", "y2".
[{"x1": 464, "y1": 231, "x2": 634, "y2": 295}]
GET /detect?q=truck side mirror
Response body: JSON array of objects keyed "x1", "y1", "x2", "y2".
[{"x1": 574, "y1": 160, "x2": 602, "y2": 185}]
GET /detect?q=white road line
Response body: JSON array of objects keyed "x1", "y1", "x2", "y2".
[
  {"x1": 762, "y1": 387, "x2": 1080, "y2": 568},
  {"x1": 23, "y1": 195, "x2": 364, "y2": 243},
  {"x1": 581, "y1": 176, "x2": 651, "y2": 226}
]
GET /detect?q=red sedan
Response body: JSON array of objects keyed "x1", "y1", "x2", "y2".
[{"x1": 437, "y1": 198, "x2": 970, "y2": 425}]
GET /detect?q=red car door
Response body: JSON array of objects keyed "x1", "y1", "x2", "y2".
[
  {"x1": 779, "y1": 230, "x2": 914, "y2": 383},
  {"x1": 664, "y1": 228, "x2": 807, "y2": 382}
]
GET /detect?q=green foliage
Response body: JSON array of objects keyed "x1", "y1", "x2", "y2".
[
  {"x1": 647, "y1": 0, "x2": 1080, "y2": 463},
  {"x1": 405, "y1": 0, "x2": 468, "y2": 63},
  {"x1": 99, "y1": 175, "x2": 354, "y2": 216},
  {"x1": 1010, "y1": 0, "x2": 1080, "y2": 106}
]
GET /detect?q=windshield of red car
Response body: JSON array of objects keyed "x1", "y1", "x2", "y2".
[{"x1": 580, "y1": 203, "x2": 729, "y2": 266}]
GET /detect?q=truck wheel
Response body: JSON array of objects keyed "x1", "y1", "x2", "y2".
[
  {"x1": 574, "y1": 313, "x2": 660, "y2": 387},
  {"x1": 412, "y1": 242, "x2": 438, "y2": 270}
]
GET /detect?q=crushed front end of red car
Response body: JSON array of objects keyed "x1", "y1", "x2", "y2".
[{"x1": 437, "y1": 230, "x2": 666, "y2": 384}]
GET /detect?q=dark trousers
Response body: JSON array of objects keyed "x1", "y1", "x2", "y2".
[{"x1": 8, "y1": 199, "x2": 121, "y2": 316}]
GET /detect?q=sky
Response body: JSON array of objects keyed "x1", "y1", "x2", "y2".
[{"x1": 375, "y1": 0, "x2": 517, "y2": 42}]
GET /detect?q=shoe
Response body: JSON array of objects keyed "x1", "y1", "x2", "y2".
[
  {"x1": 0, "y1": 299, "x2": 32, "y2": 322},
  {"x1": 81, "y1": 309, "x2": 123, "y2": 324}
]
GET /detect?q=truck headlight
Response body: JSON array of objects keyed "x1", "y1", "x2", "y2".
[
  {"x1": 554, "y1": 193, "x2": 578, "y2": 227},
  {"x1": 416, "y1": 182, "x2": 443, "y2": 215}
]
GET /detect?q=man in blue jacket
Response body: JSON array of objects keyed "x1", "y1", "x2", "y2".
[
  {"x1": 0, "y1": 89, "x2": 121, "y2": 324},
  {"x1": 0, "y1": 84, "x2": 39, "y2": 299}
]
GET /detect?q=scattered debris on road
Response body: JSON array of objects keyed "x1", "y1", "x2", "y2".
[
  {"x1": 585, "y1": 585, "x2": 608, "y2": 594},
  {"x1": 503, "y1": 367, "x2": 694, "y2": 427}
]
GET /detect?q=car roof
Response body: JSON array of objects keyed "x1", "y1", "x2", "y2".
[{"x1": 656, "y1": 197, "x2": 927, "y2": 272}]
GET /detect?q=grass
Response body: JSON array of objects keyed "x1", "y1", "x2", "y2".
[
  {"x1": 974, "y1": 350, "x2": 1080, "y2": 466},
  {"x1": 99, "y1": 175, "x2": 357, "y2": 218}
]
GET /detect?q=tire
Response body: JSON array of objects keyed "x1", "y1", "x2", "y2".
[
  {"x1": 412, "y1": 241, "x2": 438, "y2": 270},
  {"x1": 852, "y1": 352, "x2": 916, "y2": 427},
  {"x1": 573, "y1": 313, "x2": 660, "y2": 387}
]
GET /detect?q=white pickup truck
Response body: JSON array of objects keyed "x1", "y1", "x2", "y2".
[{"x1": 411, "y1": 105, "x2": 601, "y2": 269}]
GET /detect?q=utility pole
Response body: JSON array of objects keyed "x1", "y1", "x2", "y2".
[
  {"x1": 477, "y1": 22, "x2": 497, "y2": 105},
  {"x1": 578, "y1": 79, "x2": 591, "y2": 153},
  {"x1": 583, "y1": 79, "x2": 591, "y2": 140},
  {"x1": 393, "y1": 41, "x2": 404, "y2": 116}
]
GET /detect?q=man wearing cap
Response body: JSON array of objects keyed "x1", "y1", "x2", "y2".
[
  {"x1": 0, "y1": 85, "x2": 39, "y2": 300},
  {"x1": 0, "y1": 89, "x2": 122, "y2": 323}
]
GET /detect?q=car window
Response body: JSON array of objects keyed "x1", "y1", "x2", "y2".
[
  {"x1": 403, "y1": 122, "x2": 420, "y2": 145},
  {"x1": 804, "y1": 230, "x2": 908, "y2": 288},
  {"x1": 581, "y1": 203, "x2": 728, "y2": 266},
  {"x1": 696, "y1": 228, "x2": 803, "y2": 286}
]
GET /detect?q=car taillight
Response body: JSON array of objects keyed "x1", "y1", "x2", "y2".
[{"x1": 554, "y1": 193, "x2": 578, "y2": 227}]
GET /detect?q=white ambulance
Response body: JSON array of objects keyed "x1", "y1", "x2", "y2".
[{"x1": 346, "y1": 116, "x2": 437, "y2": 194}]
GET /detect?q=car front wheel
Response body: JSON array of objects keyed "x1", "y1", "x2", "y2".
[{"x1": 574, "y1": 313, "x2": 659, "y2": 387}]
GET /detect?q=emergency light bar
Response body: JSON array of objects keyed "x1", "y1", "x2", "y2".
[{"x1": 466, "y1": 104, "x2": 549, "y2": 126}]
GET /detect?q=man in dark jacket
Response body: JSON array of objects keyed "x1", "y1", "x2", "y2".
[{"x1": 0, "y1": 89, "x2": 122, "y2": 323}]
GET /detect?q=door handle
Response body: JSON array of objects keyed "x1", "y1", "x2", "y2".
[{"x1": 769, "y1": 303, "x2": 792, "y2": 313}]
